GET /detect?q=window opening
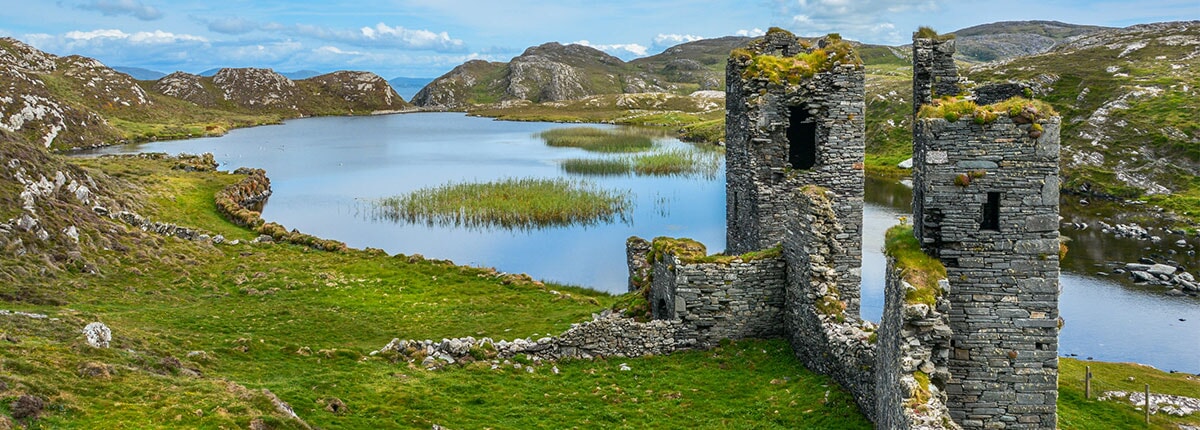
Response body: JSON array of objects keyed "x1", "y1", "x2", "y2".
[
  {"x1": 981, "y1": 192, "x2": 1001, "y2": 231},
  {"x1": 787, "y1": 106, "x2": 816, "y2": 170}
]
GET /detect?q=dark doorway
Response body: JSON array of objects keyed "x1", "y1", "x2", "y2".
[
  {"x1": 787, "y1": 106, "x2": 817, "y2": 170},
  {"x1": 981, "y1": 192, "x2": 1001, "y2": 231}
]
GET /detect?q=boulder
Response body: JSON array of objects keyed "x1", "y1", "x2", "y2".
[
  {"x1": 82, "y1": 322, "x2": 111, "y2": 348},
  {"x1": 1148, "y1": 264, "x2": 1178, "y2": 276}
]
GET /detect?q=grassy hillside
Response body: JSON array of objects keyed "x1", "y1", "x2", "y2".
[{"x1": 0, "y1": 136, "x2": 873, "y2": 428}]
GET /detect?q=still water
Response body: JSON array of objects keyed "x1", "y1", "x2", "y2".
[{"x1": 80, "y1": 113, "x2": 1199, "y2": 373}]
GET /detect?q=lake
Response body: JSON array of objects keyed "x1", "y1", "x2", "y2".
[{"x1": 79, "y1": 112, "x2": 1200, "y2": 373}]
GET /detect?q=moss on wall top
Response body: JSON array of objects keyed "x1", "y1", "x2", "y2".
[
  {"x1": 884, "y1": 225, "x2": 947, "y2": 306},
  {"x1": 917, "y1": 96, "x2": 1058, "y2": 125},
  {"x1": 914, "y1": 26, "x2": 956, "y2": 41},
  {"x1": 732, "y1": 33, "x2": 863, "y2": 85}
]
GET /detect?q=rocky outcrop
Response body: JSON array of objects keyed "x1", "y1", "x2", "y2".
[
  {"x1": 0, "y1": 40, "x2": 121, "y2": 149},
  {"x1": 212, "y1": 68, "x2": 299, "y2": 109},
  {"x1": 153, "y1": 72, "x2": 216, "y2": 107},
  {"x1": 299, "y1": 71, "x2": 413, "y2": 112},
  {"x1": 411, "y1": 60, "x2": 504, "y2": 110},
  {"x1": 57, "y1": 55, "x2": 152, "y2": 109}
]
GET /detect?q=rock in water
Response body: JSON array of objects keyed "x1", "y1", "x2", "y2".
[{"x1": 83, "y1": 322, "x2": 111, "y2": 348}]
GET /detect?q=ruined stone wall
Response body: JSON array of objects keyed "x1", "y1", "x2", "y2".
[
  {"x1": 780, "y1": 187, "x2": 878, "y2": 417},
  {"x1": 875, "y1": 258, "x2": 958, "y2": 430},
  {"x1": 725, "y1": 35, "x2": 864, "y2": 316},
  {"x1": 912, "y1": 36, "x2": 960, "y2": 114},
  {"x1": 913, "y1": 116, "x2": 1061, "y2": 429},
  {"x1": 648, "y1": 251, "x2": 786, "y2": 348}
]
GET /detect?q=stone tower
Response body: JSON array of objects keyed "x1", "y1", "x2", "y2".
[
  {"x1": 912, "y1": 108, "x2": 1062, "y2": 427},
  {"x1": 912, "y1": 30, "x2": 961, "y2": 115},
  {"x1": 724, "y1": 29, "x2": 865, "y2": 315}
]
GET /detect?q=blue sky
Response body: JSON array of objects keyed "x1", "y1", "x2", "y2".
[{"x1": 0, "y1": 0, "x2": 1195, "y2": 79}]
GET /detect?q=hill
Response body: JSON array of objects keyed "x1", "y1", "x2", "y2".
[
  {"x1": 965, "y1": 21, "x2": 1200, "y2": 205},
  {"x1": 950, "y1": 20, "x2": 1113, "y2": 63},
  {"x1": 0, "y1": 37, "x2": 413, "y2": 151}
]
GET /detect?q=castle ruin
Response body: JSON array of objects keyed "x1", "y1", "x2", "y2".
[{"x1": 627, "y1": 28, "x2": 1061, "y2": 429}]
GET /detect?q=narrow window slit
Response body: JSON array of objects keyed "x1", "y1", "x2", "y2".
[{"x1": 981, "y1": 192, "x2": 1001, "y2": 231}]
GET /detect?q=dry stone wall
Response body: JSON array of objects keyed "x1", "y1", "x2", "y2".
[
  {"x1": 875, "y1": 258, "x2": 958, "y2": 430},
  {"x1": 912, "y1": 36, "x2": 961, "y2": 114},
  {"x1": 647, "y1": 248, "x2": 786, "y2": 348}
]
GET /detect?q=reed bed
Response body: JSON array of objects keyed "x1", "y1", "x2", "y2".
[
  {"x1": 560, "y1": 158, "x2": 632, "y2": 176},
  {"x1": 632, "y1": 149, "x2": 721, "y2": 178},
  {"x1": 374, "y1": 177, "x2": 632, "y2": 230},
  {"x1": 538, "y1": 127, "x2": 655, "y2": 153}
]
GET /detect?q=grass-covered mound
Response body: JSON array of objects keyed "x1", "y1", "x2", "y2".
[{"x1": 374, "y1": 177, "x2": 632, "y2": 230}]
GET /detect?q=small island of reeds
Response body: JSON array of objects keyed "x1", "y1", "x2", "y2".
[
  {"x1": 538, "y1": 127, "x2": 655, "y2": 153},
  {"x1": 373, "y1": 177, "x2": 632, "y2": 230}
]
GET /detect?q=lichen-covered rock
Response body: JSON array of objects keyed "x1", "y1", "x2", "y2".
[{"x1": 83, "y1": 321, "x2": 111, "y2": 348}]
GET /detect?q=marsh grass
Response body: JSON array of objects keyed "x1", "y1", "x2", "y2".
[
  {"x1": 374, "y1": 177, "x2": 632, "y2": 230},
  {"x1": 632, "y1": 149, "x2": 721, "y2": 178},
  {"x1": 538, "y1": 127, "x2": 654, "y2": 153},
  {"x1": 560, "y1": 158, "x2": 632, "y2": 176}
]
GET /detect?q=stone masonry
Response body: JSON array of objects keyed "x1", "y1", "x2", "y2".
[
  {"x1": 912, "y1": 114, "x2": 1061, "y2": 429},
  {"x1": 622, "y1": 28, "x2": 1059, "y2": 429},
  {"x1": 912, "y1": 34, "x2": 962, "y2": 115},
  {"x1": 724, "y1": 30, "x2": 865, "y2": 316}
]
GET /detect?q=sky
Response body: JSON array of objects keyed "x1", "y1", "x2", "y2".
[{"x1": 0, "y1": 0, "x2": 1195, "y2": 79}]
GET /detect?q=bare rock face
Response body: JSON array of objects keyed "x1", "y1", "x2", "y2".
[
  {"x1": 0, "y1": 37, "x2": 58, "y2": 74},
  {"x1": 503, "y1": 42, "x2": 624, "y2": 103},
  {"x1": 212, "y1": 68, "x2": 299, "y2": 109},
  {"x1": 302, "y1": 71, "x2": 411, "y2": 111},
  {"x1": 154, "y1": 72, "x2": 216, "y2": 107}
]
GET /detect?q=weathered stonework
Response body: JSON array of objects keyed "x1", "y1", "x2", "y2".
[
  {"x1": 620, "y1": 28, "x2": 1059, "y2": 430},
  {"x1": 913, "y1": 35, "x2": 961, "y2": 114},
  {"x1": 647, "y1": 245, "x2": 786, "y2": 348},
  {"x1": 725, "y1": 31, "x2": 865, "y2": 316},
  {"x1": 875, "y1": 259, "x2": 958, "y2": 430},
  {"x1": 913, "y1": 115, "x2": 1061, "y2": 429}
]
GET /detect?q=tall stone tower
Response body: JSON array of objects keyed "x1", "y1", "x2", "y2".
[
  {"x1": 912, "y1": 106, "x2": 1062, "y2": 427},
  {"x1": 724, "y1": 29, "x2": 865, "y2": 315}
]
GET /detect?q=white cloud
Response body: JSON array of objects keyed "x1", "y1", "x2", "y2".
[
  {"x1": 63, "y1": 29, "x2": 207, "y2": 44},
  {"x1": 314, "y1": 46, "x2": 365, "y2": 56},
  {"x1": 736, "y1": 28, "x2": 767, "y2": 37},
  {"x1": 204, "y1": 17, "x2": 260, "y2": 35},
  {"x1": 75, "y1": 0, "x2": 163, "y2": 21},
  {"x1": 654, "y1": 33, "x2": 705, "y2": 47},
  {"x1": 281, "y1": 22, "x2": 465, "y2": 52},
  {"x1": 776, "y1": 0, "x2": 946, "y2": 44},
  {"x1": 571, "y1": 40, "x2": 648, "y2": 59}
]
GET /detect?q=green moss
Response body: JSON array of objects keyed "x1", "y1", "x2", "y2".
[
  {"x1": 907, "y1": 371, "x2": 933, "y2": 407},
  {"x1": 738, "y1": 34, "x2": 862, "y2": 85},
  {"x1": 915, "y1": 26, "x2": 955, "y2": 41},
  {"x1": 649, "y1": 237, "x2": 709, "y2": 264},
  {"x1": 918, "y1": 96, "x2": 1058, "y2": 126},
  {"x1": 884, "y1": 225, "x2": 946, "y2": 307}
]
